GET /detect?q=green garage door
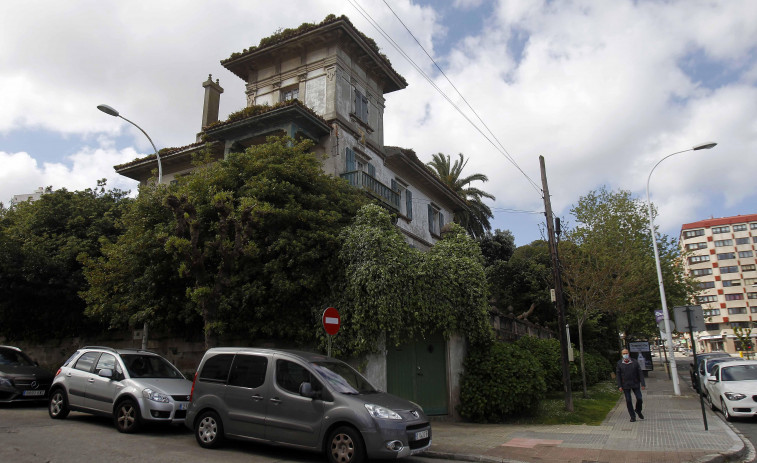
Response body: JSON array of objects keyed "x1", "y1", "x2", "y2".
[{"x1": 386, "y1": 334, "x2": 448, "y2": 415}]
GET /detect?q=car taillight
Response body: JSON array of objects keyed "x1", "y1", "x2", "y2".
[
  {"x1": 55, "y1": 368, "x2": 62, "y2": 377},
  {"x1": 189, "y1": 371, "x2": 197, "y2": 402}
]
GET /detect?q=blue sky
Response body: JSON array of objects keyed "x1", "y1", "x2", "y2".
[{"x1": 1, "y1": 0, "x2": 756, "y2": 246}]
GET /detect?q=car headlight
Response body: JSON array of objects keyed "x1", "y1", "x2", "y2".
[
  {"x1": 142, "y1": 388, "x2": 170, "y2": 403},
  {"x1": 0, "y1": 376, "x2": 13, "y2": 388},
  {"x1": 724, "y1": 392, "x2": 747, "y2": 401},
  {"x1": 365, "y1": 404, "x2": 402, "y2": 420}
]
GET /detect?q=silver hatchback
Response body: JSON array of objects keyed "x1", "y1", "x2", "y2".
[
  {"x1": 186, "y1": 348, "x2": 432, "y2": 463},
  {"x1": 48, "y1": 346, "x2": 192, "y2": 433}
]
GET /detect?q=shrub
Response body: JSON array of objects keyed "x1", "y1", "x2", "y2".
[
  {"x1": 515, "y1": 336, "x2": 564, "y2": 392},
  {"x1": 459, "y1": 341, "x2": 546, "y2": 422}
]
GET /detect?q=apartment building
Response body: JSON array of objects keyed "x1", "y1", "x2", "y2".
[{"x1": 680, "y1": 214, "x2": 757, "y2": 353}]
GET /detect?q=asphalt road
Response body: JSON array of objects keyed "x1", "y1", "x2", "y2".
[{"x1": 0, "y1": 403, "x2": 448, "y2": 463}]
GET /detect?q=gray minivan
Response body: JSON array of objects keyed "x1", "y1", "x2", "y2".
[{"x1": 185, "y1": 348, "x2": 431, "y2": 463}]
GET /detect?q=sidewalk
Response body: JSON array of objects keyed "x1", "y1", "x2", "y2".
[{"x1": 425, "y1": 364, "x2": 747, "y2": 463}]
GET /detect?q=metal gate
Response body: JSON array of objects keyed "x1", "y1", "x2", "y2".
[{"x1": 386, "y1": 334, "x2": 448, "y2": 415}]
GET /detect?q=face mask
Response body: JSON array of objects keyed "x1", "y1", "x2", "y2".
[{"x1": 622, "y1": 354, "x2": 629, "y2": 359}]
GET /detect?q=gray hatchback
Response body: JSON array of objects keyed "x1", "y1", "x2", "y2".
[{"x1": 186, "y1": 348, "x2": 432, "y2": 463}]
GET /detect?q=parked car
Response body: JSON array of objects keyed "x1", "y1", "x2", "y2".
[
  {"x1": 689, "y1": 352, "x2": 730, "y2": 389},
  {"x1": 706, "y1": 360, "x2": 757, "y2": 421},
  {"x1": 697, "y1": 357, "x2": 742, "y2": 394},
  {"x1": 0, "y1": 345, "x2": 54, "y2": 403},
  {"x1": 186, "y1": 348, "x2": 432, "y2": 463},
  {"x1": 48, "y1": 346, "x2": 192, "y2": 433}
]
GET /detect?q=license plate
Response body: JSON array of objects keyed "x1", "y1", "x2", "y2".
[
  {"x1": 414, "y1": 430, "x2": 428, "y2": 440},
  {"x1": 23, "y1": 390, "x2": 45, "y2": 397},
  {"x1": 178, "y1": 403, "x2": 188, "y2": 410}
]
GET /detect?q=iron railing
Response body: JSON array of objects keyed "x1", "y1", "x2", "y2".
[{"x1": 340, "y1": 170, "x2": 400, "y2": 210}]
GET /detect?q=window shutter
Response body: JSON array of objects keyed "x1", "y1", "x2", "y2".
[
  {"x1": 346, "y1": 147, "x2": 355, "y2": 172},
  {"x1": 406, "y1": 190, "x2": 413, "y2": 219},
  {"x1": 439, "y1": 212, "x2": 444, "y2": 232},
  {"x1": 367, "y1": 163, "x2": 376, "y2": 177},
  {"x1": 391, "y1": 179, "x2": 398, "y2": 192},
  {"x1": 428, "y1": 204, "x2": 433, "y2": 232}
]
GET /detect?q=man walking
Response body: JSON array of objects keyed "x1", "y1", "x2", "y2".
[{"x1": 616, "y1": 348, "x2": 646, "y2": 422}]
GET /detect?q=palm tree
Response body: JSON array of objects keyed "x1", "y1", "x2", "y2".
[{"x1": 426, "y1": 152, "x2": 495, "y2": 239}]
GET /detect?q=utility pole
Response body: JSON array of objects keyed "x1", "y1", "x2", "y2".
[{"x1": 540, "y1": 155, "x2": 573, "y2": 412}]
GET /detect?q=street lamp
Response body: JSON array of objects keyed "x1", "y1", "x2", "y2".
[
  {"x1": 97, "y1": 104, "x2": 162, "y2": 351},
  {"x1": 646, "y1": 142, "x2": 717, "y2": 396},
  {"x1": 97, "y1": 104, "x2": 162, "y2": 183}
]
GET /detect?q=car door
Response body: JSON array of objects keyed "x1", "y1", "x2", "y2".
[
  {"x1": 708, "y1": 365, "x2": 722, "y2": 405},
  {"x1": 83, "y1": 353, "x2": 123, "y2": 413},
  {"x1": 264, "y1": 356, "x2": 324, "y2": 449},
  {"x1": 224, "y1": 353, "x2": 270, "y2": 439},
  {"x1": 65, "y1": 351, "x2": 101, "y2": 408}
]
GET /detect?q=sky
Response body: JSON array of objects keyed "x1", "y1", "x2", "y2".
[{"x1": 1, "y1": 0, "x2": 756, "y2": 246}]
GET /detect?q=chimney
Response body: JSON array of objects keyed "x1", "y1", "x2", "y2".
[{"x1": 200, "y1": 74, "x2": 224, "y2": 131}]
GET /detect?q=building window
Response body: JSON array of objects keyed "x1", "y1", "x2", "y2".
[
  {"x1": 743, "y1": 264, "x2": 756, "y2": 272},
  {"x1": 428, "y1": 204, "x2": 443, "y2": 236},
  {"x1": 717, "y1": 252, "x2": 736, "y2": 260},
  {"x1": 739, "y1": 250, "x2": 754, "y2": 258},
  {"x1": 721, "y1": 266, "x2": 740, "y2": 274},
  {"x1": 699, "y1": 281, "x2": 716, "y2": 289},
  {"x1": 728, "y1": 306, "x2": 747, "y2": 314},
  {"x1": 392, "y1": 179, "x2": 412, "y2": 220},
  {"x1": 686, "y1": 242, "x2": 708, "y2": 251},
  {"x1": 726, "y1": 294, "x2": 745, "y2": 301},
  {"x1": 692, "y1": 268, "x2": 713, "y2": 276},
  {"x1": 722, "y1": 280, "x2": 741, "y2": 287},
  {"x1": 703, "y1": 309, "x2": 721, "y2": 317},
  {"x1": 712, "y1": 225, "x2": 731, "y2": 234},
  {"x1": 354, "y1": 89, "x2": 369, "y2": 124},
  {"x1": 753, "y1": 237, "x2": 757, "y2": 244},
  {"x1": 705, "y1": 323, "x2": 720, "y2": 330},
  {"x1": 697, "y1": 295, "x2": 719, "y2": 303},
  {"x1": 745, "y1": 278, "x2": 757, "y2": 286},
  {"x1": 684, "y1": 229, "x2": 705, "y2": 239},
  {"x1": 731, "y1": 322, "x2": 750, "y2": 328},
  {"x1": 689, "y1": 255, "x2": 711, "y2": 264},
  {"x1": 736, "y1": 237, "x2": 750, "y2": 245},
  {"x1": 281, "y1": 86, "x2": 299, "y2": 102},
  {"x1": 751, "y1": 223, "x2": 757, "y2": 230},
  {"x1": 748, "y1": 292, "x2": 757, "y2": 300},
  {"x1": 714, "y1": 239, "x2": 734, "y2": 247},
  {"x1": 733, "y1": 224, "x2": 748, "y2": 232}
]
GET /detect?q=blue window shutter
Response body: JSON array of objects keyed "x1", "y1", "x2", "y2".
[
  {"x1": 346, "y1": 147, "x2": 355, "y2": 172},
  {"x1": 439, "y1": 212, "x2": 444, "y2": 232},
  {"x1": 367, "y1": 163, "x2": 376, "y2": 177},
  {"x1": 428, "y1": 204, "x2": 433, "y2": 232},
  {"x1": 406, "y1": 190, "x2": 413, "y2": 219}
]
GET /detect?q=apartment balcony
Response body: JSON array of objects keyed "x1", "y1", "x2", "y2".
[{"x1": 341, "y1": 170, "x2": 400, "y2": 211}]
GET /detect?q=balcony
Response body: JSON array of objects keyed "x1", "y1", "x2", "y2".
[{"x1": 340, "y1": 170, "x2": 399, "y2": 211}]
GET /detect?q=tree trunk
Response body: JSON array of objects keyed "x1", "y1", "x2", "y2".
[{"x1": 578, "y1": 318, "x2": 588, "y2": 398}]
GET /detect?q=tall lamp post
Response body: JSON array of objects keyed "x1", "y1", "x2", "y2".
[
  {"x1": 646, "y1": 142, "x2": 717, "y2": 396},
  {"x1": 97, "y1": 104, "x2": 162, "y2": 183},
  {"x1": 97, "y1": 104, "x2": 162, "y2": 351}
]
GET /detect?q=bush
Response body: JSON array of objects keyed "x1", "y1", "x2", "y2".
[
  {"x1": 515, "y1": 336, "x2": 564, "y2": 392},
  {"x1": 459, "y1": 341, "x2": 547, "y2": 422},
  {"x1": 582, "y1": 351, "x2": 612, "y2": 385}
]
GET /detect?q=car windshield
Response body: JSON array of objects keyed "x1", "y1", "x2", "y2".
[
  {"x1": 721, "y1": 365, "x2": 757, "y2": 381},
  {"x1": 707, "y1": 358, "x2": 739, "y2": 373},
  {"x1": 0, "y1": 348, "x2": 35, "y2": 366},
  {"x1": 121, "y1": 354, "x2": 184, "y2": 379},
  {"x1": 311, "y1": 360, "x2": 377, "y2": 394}
]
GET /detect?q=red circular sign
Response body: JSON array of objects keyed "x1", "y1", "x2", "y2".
[{"x1": 322, "y1": 307, "x2": 340, "y2": 335}]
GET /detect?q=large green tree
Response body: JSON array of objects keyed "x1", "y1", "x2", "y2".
[
  {"x1": 426, "y1": 153, "x2": 495, "y2": 239},
  {"x1": 83, "y1": 137, "x2": 368, "y2": 348},
  {"x1": 0, "y1": 181, "x2": 130, "y2": 341}
]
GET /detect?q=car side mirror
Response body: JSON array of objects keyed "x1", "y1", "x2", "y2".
[
  {"x1": 299, "y1": 382, "x2": 318, "y2": 399},
  {"x1": 707, "y1": 376, "x2": 717, "y2": 383},
  {"x1": 98, "y1": 369, "x2": 114, "y2": 379}
]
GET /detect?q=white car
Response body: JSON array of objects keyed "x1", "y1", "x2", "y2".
[{"x1": 706, "y1": 360, "x2": 757, "y2": 421}]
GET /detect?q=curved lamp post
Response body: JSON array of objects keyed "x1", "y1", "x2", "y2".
[
  {"x1": 97, "y1": 104, "x2": 162, "y2": 183},
  {"x1": 97, "y1": 104, "x2": 162, "y2": 351},
  {"x1": 646, "y1": 142, "x2": 717, "y2": 396}
]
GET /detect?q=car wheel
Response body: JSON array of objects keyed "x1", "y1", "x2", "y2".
[
  {"x1": 706, "y1": 392, "x2": 715, "y2": 411},
  {"x1": 327, "y1": 426, "x2": 365, "y2": 463},
  {"x1": 114, "y1": 399, "x2": 141, "y2": 433},
  {"x1": 195, "y1": 411, "x2": 224, "y2": 449},
  {"x1": 721, "y1": 398, "x2": 734, "y2": 422},
  {"x1": 48, "y1": 389, "x2": 69, "y2": 419}
]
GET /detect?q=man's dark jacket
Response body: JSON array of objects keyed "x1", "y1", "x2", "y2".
[{"x1": 616, "y1": 358, "x2": 646, "y2": 389}]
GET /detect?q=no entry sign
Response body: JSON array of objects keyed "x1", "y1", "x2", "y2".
[{"x1": 322, "y1": 307, "x2": 340, "y2": 335}]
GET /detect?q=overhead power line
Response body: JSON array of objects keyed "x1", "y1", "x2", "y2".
[{"x1": 346, "y1": 0, "x2": 543, "y2": 196}]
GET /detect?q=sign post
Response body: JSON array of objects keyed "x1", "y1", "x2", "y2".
[{"x1": 322, "y1": 307, "x2": 340, "y2": 357}]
